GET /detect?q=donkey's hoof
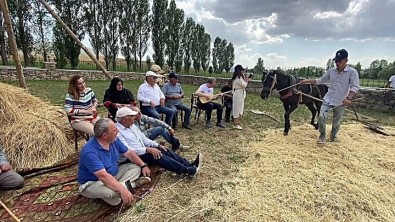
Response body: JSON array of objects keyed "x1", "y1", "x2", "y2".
[
  {"x1": 314, "y1": 124, "x2": 319, "y2": 130},
  {"x1": 283, "y1": 131, "x2": 289, "y2": 136}
]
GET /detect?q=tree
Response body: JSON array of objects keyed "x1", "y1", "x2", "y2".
[
  {"x1": 224, "y1": 42, "x2": 234, "y2": 73},
  {"x1": 212, "y1": 37, "x2": 221, "y2": 73},
  {"x1": 0, "y1": 10, "x2": 8, "y2": 65},
  {"x1": 0, "y1": 0, "x2": 26, "y2": 87},
  {"x1": 191, "y1": 23, "x2": 204, "y2": 73},
  {"x1": 145, "y1": 55, "x2": 151, "y2": 70},
  {"x1": 119, "y1": 0, "x2": 137, "y2": 71},
  {"x1": 325, "y1": 58, "x2": 334, "y2": 71},
  {"x1": 254, "y1": 58, "x2": 265, "y2": 74},
  {"x1": 32, "y1": 0, "x2": 53, "y2": 62},
  {"x1": 165, "y1": 0, "x2": 184, "y2": 68},
  {"x1": 182, "y1": 17, "x2": 194, "y2": 73},
  {"x1": 135, "y1": 0, "x2": 150, "y2": 71},
  {"x1": 52, "y1": 0, "x2": 85, "y2": 69},
  {"x1": 218, "y1": 39, "x2": 227, "y2": 72},
  {"x1": 151, "y1": 0, "x2": 167, "y2": 67},
  {"x1": 200, "y1": 33, "x2": 211, "y2": 72},
  {"x1": 101, "y1": 0, "x2": 121, "y2": 70},
  {"x1": 9, "y1": 0, "x2": 34, "y2": 66},
  {"x1": 52, "y1": 23, "x2": 68, "y2": 68},
  {"x1": 208, "y1": 66, "x2": 213, "y2": 74},
  {"x1": 84, "y1": 0, "x2": 104, "y2": 69}
]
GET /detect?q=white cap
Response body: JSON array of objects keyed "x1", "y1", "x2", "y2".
[
  {"x1": 116, "y1": 107, "x2": 138, "y2": 118},
  {"x1": 146, "y1": 71, "x2": 158, "y2": 77}
]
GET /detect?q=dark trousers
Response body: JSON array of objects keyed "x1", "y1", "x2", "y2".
[
  {"x1": 224, "y1": 100, "x2": 232, "y2": 122},
  {"x1": 141, "y1": 105, "x2": 176, "y2": 126},
  {"x1": 139, "y1": 149, "x2": 192, "y2": 175},
  {"x1": 197, "y1": 101, "x2": 223, "y2": 123}
]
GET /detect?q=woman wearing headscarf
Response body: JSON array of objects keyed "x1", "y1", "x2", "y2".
[
  {"x1": 103, "y1": 77, "x2": 136, "y2": 119},
  {"x1": 232, "y1": 65, "x2": 249, "y2": 130}
]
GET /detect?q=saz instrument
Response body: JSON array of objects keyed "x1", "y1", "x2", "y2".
[{"x1": 198, "y1": 90, "x2": 232, "y2": 104}]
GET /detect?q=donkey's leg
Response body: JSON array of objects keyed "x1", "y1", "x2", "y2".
[{"x1": 306, "y1": 102, "x2": 318, "y2": 129}]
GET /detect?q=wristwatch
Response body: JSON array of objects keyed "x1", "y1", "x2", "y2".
[
  {"x1": 347, "y1": 96, "x2": 353, "y2": 100},
  {"x1": 140, "y1": 163, "x2": 148, "y2": 169}
]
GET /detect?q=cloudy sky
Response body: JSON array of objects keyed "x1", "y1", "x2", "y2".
[{"x1": 172, "y1": 0, "x2": 395, "y2": 69}]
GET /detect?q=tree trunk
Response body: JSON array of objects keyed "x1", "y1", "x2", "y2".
[
  {"x1": 0, "y1": 0, "x2": 26, "y2": 88},
  {"x1": 15, "y1": 1, "x2": 30, "y2": 67},
  {"x1": 0, "y1": 22, "x2": 8, "y2": 65},
  {"x1": 38, "y1": 16, "x2": 47, "y2": 62},
  {"x1": 37, "y1": 0, "x2": 112, "y2": 80}
]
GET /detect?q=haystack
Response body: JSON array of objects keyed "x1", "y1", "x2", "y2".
[
  {"x1": 209, "y1": 124, "x2": 395, "y2": 221},
  {"x1": 0, "y1": 82, "x2": 74, "y2": 170}
]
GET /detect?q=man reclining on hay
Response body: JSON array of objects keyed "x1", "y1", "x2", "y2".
[
  {"x1": 0, "y1": 143, "x2": 24, "y2": 190},
  {"x1": 115, "y1": 107, "x2": 203, "y2": 177},
  {"x1": 77, "y1": 118, "x2": 151, "y2": 206},
  {"x1": 129, "y1": 106, "x2": 186, "y2": 150}
]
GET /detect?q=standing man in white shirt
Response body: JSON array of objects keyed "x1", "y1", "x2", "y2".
[
  {"x1": 194, "y1": 77, "x2": 226, "y2": 128},
  {"x1": 301, "y1": 49, "x2": 360, "y2": 144},
  {"x1": 385, "y1": 74, "x2": 395, "y2": 89},
  {"x1": 137, "y1": 71, "x2": 176, "y2": 126}
]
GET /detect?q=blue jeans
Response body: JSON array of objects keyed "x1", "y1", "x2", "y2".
[
  {"x1": 141, "y1": 105, "x2": 176, "y2": 125},
  {"x1": 318, "y1": 102, "x2": 346, "y2": 138},
  {"x1": 147, "y1": 126, "x2": 172, "y2": 144},
  {"x1": 139, "y1": 149, "x2": 193, "y2": 175},
  {"x1": 167, "y1": 103, "x2": 191, "y2": 126}
]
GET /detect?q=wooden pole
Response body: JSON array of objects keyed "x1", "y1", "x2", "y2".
[
  {"x1": 36, "y1": 0, "x2": 112, "y2": 80},
  {"x1": 0, "y1": 199, "x2": 20, "y2": 222},
  {"x1": 0, "y1": 0, "x2": 26, "y2": 88}
]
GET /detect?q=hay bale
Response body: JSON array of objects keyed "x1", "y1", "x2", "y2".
[{"x1": 0, "y1": 82, "x2": 74, "y2": 170}]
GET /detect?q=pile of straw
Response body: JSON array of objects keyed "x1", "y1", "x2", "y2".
[
  {"x1": 0, "y1": 82, "x2": 74, "y2": 170},
  {"x1": 209, "y1": 124, "x2": 395, "y2": 221},
  {"x1": 119, "y1": 123, "x2": 395, "y2": 221}
]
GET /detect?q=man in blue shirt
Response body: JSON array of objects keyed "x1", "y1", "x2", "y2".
[
  {"x1": 162, "y1": 72, "x2": 192, "y2": 130},
  {"x1": 301, "y1": 49, "x2": 360, "y2": 144},
  {"x1": 78, "y1": 118, "x2": 151, "y2": 206}
]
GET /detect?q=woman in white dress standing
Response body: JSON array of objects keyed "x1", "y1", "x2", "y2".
[{"x1": 232, "y1": 65, "x2": 249, "y2": 130}]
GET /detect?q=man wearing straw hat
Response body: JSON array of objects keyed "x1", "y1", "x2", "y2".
[
  {"x1": 77, "y1": 118, "x2": 151, "y2": 206},
  {"x1": 0, "y1": 144, "x2": 24, "y2": 190},
  {"x1": 137, "y1": 70, "x2": 176, "y2": 126}
]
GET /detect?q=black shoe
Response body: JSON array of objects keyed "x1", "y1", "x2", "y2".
[
  {"x1": 206, "y1": 120, "x2": 212, "y2": 128},
  {"x1": 187, "y1": 166, "x2": 198, "y2": 177},
  {"x1": 191, "y1": 152, "x2": 202, "y2": 167},
  {"x1": 216, "y1": 122, "x2": 225, "y2": 128},
  {"x1": 182, "y1": 124, "x2": 192, "y2": 130}
]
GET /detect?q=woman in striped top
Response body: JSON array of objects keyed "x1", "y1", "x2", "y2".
[{"x1": 64, "y1": 75, "x2": 99, "y2": 135}]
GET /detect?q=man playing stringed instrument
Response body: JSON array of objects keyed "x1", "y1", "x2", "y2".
[{"x1": 194, "y1": 77, "x2": 226, "y2": 128}]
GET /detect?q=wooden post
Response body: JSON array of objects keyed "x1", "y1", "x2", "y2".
[
  {"x1": 37, "y1": 0, "x2": 112, "y2": 80},
  {"x1": 0, "y1": 0, "x2": 26, "y2": 88}
]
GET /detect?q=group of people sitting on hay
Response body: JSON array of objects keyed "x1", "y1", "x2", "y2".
[{"x1": 60, "y1": 63, "x2": 251, "y2": 205}]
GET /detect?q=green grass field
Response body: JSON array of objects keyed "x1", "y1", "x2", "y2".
[{"x1": 3, "y1": 79, "x2": 393, "y2": 128}]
